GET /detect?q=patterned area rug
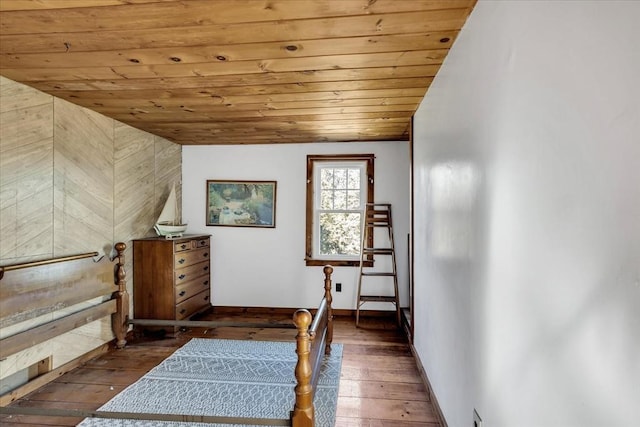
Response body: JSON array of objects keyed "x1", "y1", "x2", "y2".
[{"x1": 78, "y1": 338, "x2": 343, "y2": 427}]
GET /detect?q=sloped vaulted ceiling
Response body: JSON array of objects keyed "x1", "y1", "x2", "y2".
[{"x1": 0, "y1": 0, "x2": 476, "y2": 145}]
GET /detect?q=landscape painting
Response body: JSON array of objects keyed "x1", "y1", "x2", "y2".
[{"x1": 206, "y1": 180, "x2": 276, "y2": 228}]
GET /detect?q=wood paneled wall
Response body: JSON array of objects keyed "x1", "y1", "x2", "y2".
[{"x1": 0, "y1": 76, "x2": 181, "y2": 388}]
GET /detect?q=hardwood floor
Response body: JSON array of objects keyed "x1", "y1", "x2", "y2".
[{"x1": 1, "y1": 312, "x2": 441, "y2": 427}]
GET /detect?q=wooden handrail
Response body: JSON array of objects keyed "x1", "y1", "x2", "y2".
[{"x1": 0, "y1": 251, "x2": 99, "y2": 280}]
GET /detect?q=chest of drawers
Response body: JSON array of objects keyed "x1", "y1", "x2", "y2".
[{"x1": 133, "y1": 234, "x2": 211, "y2": 334}]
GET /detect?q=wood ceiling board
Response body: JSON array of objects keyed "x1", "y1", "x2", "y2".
[
  {"x1": 110, "y1": 111, "x2": 414, "y2": 123},
  {"x1": 98, "y1": 104, "x2": 419, "y2": 121},
  {"x1": 0, "y1": 0, "x2": 173, "y2": 12},
  {"x1": 64, "y1": 90, "x2": 428, "y2": 110},
  {"x1": 49, "y1": 78, "x2": 433, "y2": 100},
  {"x1": 0, "y1": 0, "x2": 477, "y2": 145},
  {"x1": 27, "y1": 66, "x2": 443, "y2": 92},
  {"x1": 0, "y1": 1, "x2": 473, "y2": 34},
  {"x1": 79, "y1": 99, "x2": 425, "y2": 115},
  {"x1": 0, "y1": 49, "x2": 450, "y2": 82},
  {"x1": 0, "y1": 32, "x2": 458, "y2": 69},
  {"x1": 0, "y1": 9, "x2": 470, "y2": 53}
]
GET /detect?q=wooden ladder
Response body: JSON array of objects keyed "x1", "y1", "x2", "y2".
[{"x1": 356, "y1": 203, "x2": 401, "y2": 327}]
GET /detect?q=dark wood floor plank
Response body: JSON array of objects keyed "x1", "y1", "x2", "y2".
[
  {"x1": 337, "y1": 396, "x2": 439, "y2": 422},
  {"x1": 339, "y1": 379, "x2": 428, "y2": 400},
  {"x1": 51, "y1": 367, "x2": 147, "y2": 386},
  {"x1": 17, "y1": 383, "x2": 123, "y2": 404},
  {"x1": 341, "y1": 353, "x2": 417, "y2": 368},
  {"x1": 0, "y1": 400, "x2": 99, "y2": 426},
  {"x1": 341, "y1": 365, "x2": 424, "y2": 384},
  {"x1": 335, "y1": 418, "x2": 440, "y2": 427}
]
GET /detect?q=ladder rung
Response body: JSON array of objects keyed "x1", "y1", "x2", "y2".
[
  {"x1": 361, "y1": 272, "x2": 396, "y2": 277},
  {"x1": 359, "y1": 295, "x2": 397, "y2": 303},
  {"x1": 366, "y1": 217, "x2": 389, "y2": 222},
  {"x1": 362, "y1": 248, "x2": 393, "y2": 254}
]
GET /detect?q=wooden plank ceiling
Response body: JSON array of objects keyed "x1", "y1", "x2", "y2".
[{"x1": 0, "y1": 0, "x2": 476, "y2": 145}]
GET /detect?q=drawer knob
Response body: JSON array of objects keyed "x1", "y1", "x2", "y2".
[
  {"x1": 204, "y1": 266, "x2": 209, "y2": 271},
  {"x1": 180, "y1": 309, "x2": 186, "y2": 314},
  {"x1": 179, "y1": 290, "x2": 186, "y2": 297},
  {"x1": 199, "y1": 240, "x2": 206, "y2": 245},
  {"x1": 203, "y1": 252, "x2": 209, "y2": 258},
  {"x1": 203, "y1": 280, "x2": 209, "y2": 286},
  {"x1": 204, "y1": 296, "x2": 209, "y2": 301},
  {"x1": 180, "y1": 244, "x2": 187, "y2": 249},
  {"x1": 178, "y1": 274, "x2": 186, "y2": 280},
  {"x1": 178, "y1": 258, "x2": 185, "y2": 264}
]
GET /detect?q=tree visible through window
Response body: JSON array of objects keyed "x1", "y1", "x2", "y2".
[{"x1": 305, "y1": 154, "x2": 374, "y2": 266}]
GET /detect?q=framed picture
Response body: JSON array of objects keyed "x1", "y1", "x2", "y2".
[{"x1": 206, "y1": 180, "x2": 277, "y2": 228}]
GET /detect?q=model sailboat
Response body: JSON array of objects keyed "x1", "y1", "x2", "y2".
[{"x1": 154, "y1": 183, "x2": 188, "y2": 238}]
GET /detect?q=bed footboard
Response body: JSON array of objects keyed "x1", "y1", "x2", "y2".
[{"x1": 291, "y1": 265, "x2": 334, "y2": 427}]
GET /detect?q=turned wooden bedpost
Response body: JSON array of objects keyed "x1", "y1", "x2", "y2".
[
  {"x1": 323, "y1": 265, "x2": 334, "y2": 355},
  {"x1": 292, "y1": 309, "x2": 314, "y2": 427},
  {"x1": 112, "y1": 242, "x2": 129, "y2": 349}
]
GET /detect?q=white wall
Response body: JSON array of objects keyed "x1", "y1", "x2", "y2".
[
  {"x1": 182, "y1": 142, "x2": 409, "y2": 310},
  {"x1": 412, "y1": 1, "x2": 639, "y2": 426}
]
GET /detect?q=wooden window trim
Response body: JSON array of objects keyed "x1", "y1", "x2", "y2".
[{"x1": 305, "y1": 154, "x2": 374, "y2": 267}]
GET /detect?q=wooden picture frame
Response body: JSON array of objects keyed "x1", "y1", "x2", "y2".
[{"x1": 206, "y1": 180, "x2": 276, "y2": 228}]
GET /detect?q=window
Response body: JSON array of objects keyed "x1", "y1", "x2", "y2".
[{"x1": 305, "y1": 154, "x2": 374, "y2": 266}]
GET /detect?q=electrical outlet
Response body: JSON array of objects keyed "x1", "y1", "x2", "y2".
[
  {"x1": 473, "y1": 409, "x2": 482, "y2": 427},
  {"x1": 335, "y1": 283, "x2": 342, "y2": 292}
]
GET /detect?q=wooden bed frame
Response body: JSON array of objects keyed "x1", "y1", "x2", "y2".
[{"x1": 0, "y1": 243, "x2": 334, "y2": 427}]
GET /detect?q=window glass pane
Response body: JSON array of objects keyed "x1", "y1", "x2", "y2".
[
  {"x1": 320, "y1": 190, "x2": 333, "y2": 209},
  {"x1": 346, "y1": 190, "x2": 360, "y2": 209},
  {"x1": 319, "y1": 212, "x2": 361, "y2": 256},
  {"x1": 320, "y1": 168, "x2": 334, "y2": 189},
  {"x1": 348, "y1": 169, "x2": 360, "y2": 189},
  {"x1": 334, "y1": 190, "x2": 347, "y2": 209},
  {"x1": 333, "y1": 168, "x2": 347, "y2": 189}
]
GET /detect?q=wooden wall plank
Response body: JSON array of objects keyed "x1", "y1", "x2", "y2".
[
  {"x1": 114, "y1": 122, "x2": 155, "y2": 242},
  {"x1": 154, "y1": 137, "x2": 182, "y2": 226},
  {"x1": 52, "y1": 98, "x2": 114, "y2": 255},
  {"x1": 0, "y1": 78, "x2": 53, "y2": 262}
]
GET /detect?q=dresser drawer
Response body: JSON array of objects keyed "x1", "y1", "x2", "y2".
[
  {"x1": 175, "y1": 276, "x2": 210, "y2": 304},
  {"x1": 174, "y1": 261, "x2": 209, "y2": 284},
  {"x1": 174, "y1": 237, "x2": 210, "y2": 252},
  {"x1": 194, "y1": 237, "x2": 209, "y2": 248},
  {"x1": 175, "y1": 290, "x2": 210, "y2": 320},
  {"x1": 174, "y1": 247, "x2": 210, "y2": 269}
]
